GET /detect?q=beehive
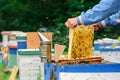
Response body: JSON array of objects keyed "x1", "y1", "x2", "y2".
[
  {"x1": 27, "y1": 32, "x2": 52, "y2": 49},
  {"x1": 68, "y1": 25, "x2": 94, "y2": 59}
]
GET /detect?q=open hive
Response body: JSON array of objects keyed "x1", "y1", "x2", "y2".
[{"x1": 51, "y1": 25, "x2": 103, "y2": 65}]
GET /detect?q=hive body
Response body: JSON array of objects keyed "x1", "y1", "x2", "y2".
[{"x1": 68, "y1": 25, "x2": 94, "y2": 59}]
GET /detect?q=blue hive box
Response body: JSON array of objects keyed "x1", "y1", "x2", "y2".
[
  {"x1": 16, "y1": 33, "x2": 27, "y2": 49},
  {"x1": 94, "y1": 43, "x2": 120, "y2": 51},
  {"x1": 94, "y1": 38, "x2": 120, "y2": 52},
  {"x1": 8, "y1": 46, "x2": 17, "y2": 54},
  {"x1": 17, "y1": 41, "x2": 26, "y2": 49},
  {"x1": 44, "y1": 63, "x2": 120, "y2": 80}
]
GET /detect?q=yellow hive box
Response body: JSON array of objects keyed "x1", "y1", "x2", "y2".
[{"x1": 68, "y1": 25, "x2": 94, "y2": 59}]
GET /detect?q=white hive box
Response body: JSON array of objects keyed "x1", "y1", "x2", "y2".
[{"x1": 17, "y1": 49, "x2": 44, "y2": 80}]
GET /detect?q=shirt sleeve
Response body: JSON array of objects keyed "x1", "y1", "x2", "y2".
[
  {"x1": 99, "y1": 11, "x2": 120, "y2": 28},
  {"x1": 76, "y1": 0, "x2": 120, "y2": 25}
]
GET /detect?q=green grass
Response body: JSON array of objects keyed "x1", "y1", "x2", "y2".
[{"x1": 0, "y1": 55, "x2": 11, "y2": 80}]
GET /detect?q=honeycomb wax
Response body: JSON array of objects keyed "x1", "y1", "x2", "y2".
[{"x1": 68, "y1": 25, "x2": 94, "y2": 59}]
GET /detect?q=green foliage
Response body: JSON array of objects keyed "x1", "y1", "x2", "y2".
[
  {"x1": 95, "y1": 27, "x2": 120, "y2": 40},
  {"x1": 0, "y1": 0, "x2": 99, "y2": 30},
  {"x1": 1, "y1": 0, "x2": 119, "y2": 49}
]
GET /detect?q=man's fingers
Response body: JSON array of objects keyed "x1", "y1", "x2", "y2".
[
  {"x1": 92, "y1": 24, "x2": 100, "y2": 31},
  {"x1": 65, "y1": 18, "x2": 77, "y2": 28},
  {"x1": 65, "y1": 21, "x2": 72, "y2": 28},
  {"x1": 65, "y1": 21, "x2": 69, "y2": 27}
]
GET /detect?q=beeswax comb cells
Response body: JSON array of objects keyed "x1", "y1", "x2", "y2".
[{"x1": 68, "y1": 25, "x2": 94, "y2": 59}]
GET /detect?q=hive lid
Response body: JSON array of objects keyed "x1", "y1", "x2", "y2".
[
  {"x1": 1, "y1": 31, "x2": 11, "y2": 35},
  {"x1": 8, "y1": 46, "x2": 17, "y2": 48},
  {"x1": 18, "y1": 49, "x2": 39, "y2": 55},
  {"x1": 16, "y1": 33, "x2": 27, "y2": 36}
]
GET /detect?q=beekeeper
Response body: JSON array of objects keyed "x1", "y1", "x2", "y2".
[{"x1": 65, "y1": 0, "x2": 120, "y2": 29}]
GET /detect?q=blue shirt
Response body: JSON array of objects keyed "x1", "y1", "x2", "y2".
[
  {"x1": 76, "y1": 0, "x2": 120, "y2": 26},
  {"x1": 101, "y1": 11, "x2": 120, "y2": 27}
]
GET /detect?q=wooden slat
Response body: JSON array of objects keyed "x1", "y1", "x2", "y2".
[
  {"x1": 52, "y1": 56, "x2": 103, "y2": 65},
  {"x1": 9, "y1": 66, "x2": 18, "y2": 80},
  {"x1": 68, "y1": 28, "x2": 74, "y2": 59}
]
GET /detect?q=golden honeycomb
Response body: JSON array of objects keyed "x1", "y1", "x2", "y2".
[{"x1": 68, "y1": 25, "x2": 94, "y2": 59}]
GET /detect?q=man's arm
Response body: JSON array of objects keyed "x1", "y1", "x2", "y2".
[
  {"x1": 99, "y1": 11, "x2": 120, "y2": 28},
  {"x1": 65, "y1": 0, "x2": 120, "y2": 28},
  {"x1": 76, "y1": 0, "x2": 120, "y2": 25}
]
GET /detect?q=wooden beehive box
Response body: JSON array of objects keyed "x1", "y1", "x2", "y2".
[{"x1": 27, "y1": 32, "x2": 52, "y2": 49}]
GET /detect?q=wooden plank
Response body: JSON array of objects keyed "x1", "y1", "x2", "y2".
[
  {"x1": 68, "y1": 28, "x2": 74, "y2": 59},
  {"x1": 52, "y1": 56, "x2": 103, "y2": 65},
  {"x1": 9, "y1": 66, "x2": 18, "y2": 80}
]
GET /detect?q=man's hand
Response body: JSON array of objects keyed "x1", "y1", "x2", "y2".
[
  {"x1": 65, "y1": 18, "x2": 100, "y2": 31},
  {"x1": 92, "y1": 24, "x2": 100, "y2": 31},
  {"x1": 65, "y1": 18, "x2": 77, "y2": 28}
]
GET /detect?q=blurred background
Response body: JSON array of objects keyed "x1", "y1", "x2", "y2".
[
  {"x1": 1, "y1": 0, "x2": 120, "y2": 80},
  {"x1": 0, "y1": 0, "x2": 120, "y2": 48}
]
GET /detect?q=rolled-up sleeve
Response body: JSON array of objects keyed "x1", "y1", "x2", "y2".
[
  {"x1": 76, "y1": 0, "x2": 120, "y2": 25},
  {"x1": 100, "y1": 11, "x2": 120, "y2": 28}
]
